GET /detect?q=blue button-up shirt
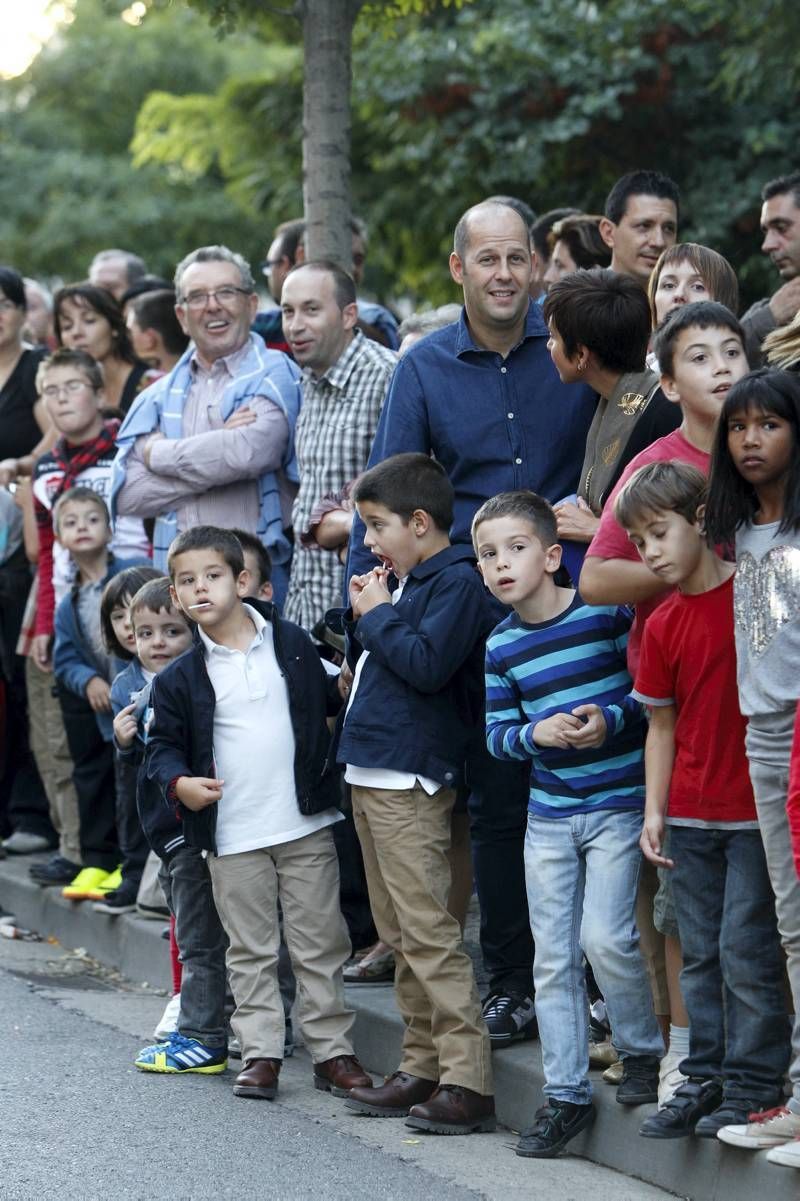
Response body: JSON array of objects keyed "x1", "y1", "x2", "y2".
[{"x1": 348, "y1": 301, "x2": 597, "y2": 577}]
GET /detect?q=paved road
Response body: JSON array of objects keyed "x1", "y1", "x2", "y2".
[{"x1": 2, "y1": 935, "x2": 679, "y2": 1201}]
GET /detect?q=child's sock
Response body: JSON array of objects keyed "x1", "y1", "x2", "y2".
[{"x1": 668, "y1": 1022, "x2": 689, "y2": 1057}]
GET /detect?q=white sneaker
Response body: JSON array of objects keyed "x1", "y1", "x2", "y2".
[
  {"x1": 767, "y1": 1136, "x2": 800, "y2": 1167},
  {"x1": 658, "y1": 1048, "x2": 689, "y2": 1107},
  {"x1": 717, "y1": 1105, "x2": 800, "y2": 1148},
  {"x1": 153, "y1": 992, "x2": 181, "y2": 1040}
]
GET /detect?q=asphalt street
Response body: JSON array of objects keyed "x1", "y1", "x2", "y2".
[{"x1": 2, "y1": 934, "x2": 680, "y2": 1201}]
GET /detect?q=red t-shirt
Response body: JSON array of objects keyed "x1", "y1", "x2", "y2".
[
  {"x1": 585, "y1": 428, "x2": 710, "y2": 675},
  {"x1": 788, "y1": 703, "x2": 800, "y2": 879},
  {"x1": 633, "y1": 574, "x2": 755, "y2": 823}
]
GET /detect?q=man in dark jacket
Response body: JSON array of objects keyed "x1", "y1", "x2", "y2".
[{"x1": 146, "y1": 525, "x2": 372, "y2": 1104}]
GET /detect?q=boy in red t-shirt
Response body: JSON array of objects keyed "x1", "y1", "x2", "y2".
[
  {"x1": 580, "y1": 301, "x2": 750, "y2": 677},
  {"x1": 616, "y1": 461, "x2": 789, "y2": 1141}
]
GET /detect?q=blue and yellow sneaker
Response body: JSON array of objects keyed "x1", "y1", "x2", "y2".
[{"x1": 135, "y1": 1031, "x2": 227, "y2": 1074}]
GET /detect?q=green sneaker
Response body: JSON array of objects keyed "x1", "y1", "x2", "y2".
[
  {"x1": 62, "y1": 866, "x2": 114, "y2": 901},
  {"x1": 85, "y1": 866, "x2": 122, "y2": 900},
  {"x1": 135, "y1": 1032, "x2": 228, "y2": 1074}
]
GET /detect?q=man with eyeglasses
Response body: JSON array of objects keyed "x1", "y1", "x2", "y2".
[{"x1": 111, "y1": 246, "x2": 302, "y2": 605}]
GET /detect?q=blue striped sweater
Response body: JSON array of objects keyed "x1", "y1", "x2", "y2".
[{"x1": 484, "y1": 595, "x2": 645, "y2": 817}]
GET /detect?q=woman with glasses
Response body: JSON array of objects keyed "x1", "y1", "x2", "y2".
[{"x1": 54, "y1": 283, "x2": 157, "y2": 416}]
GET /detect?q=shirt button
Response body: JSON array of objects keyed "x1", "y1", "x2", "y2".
[
  {"x1": 515, "y1": 457, "x2": 522, "y2": 465},
  {"x1": 508, "y1": 412, "x2": 514, "y2": 419},
  {"x1": 500, "y1": 366, "x2": 508, "y2": 374}
]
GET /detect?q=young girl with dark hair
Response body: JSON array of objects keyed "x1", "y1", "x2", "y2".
[{"x1": 706, "y1": 368, "x2": 800, "y2": 1160}]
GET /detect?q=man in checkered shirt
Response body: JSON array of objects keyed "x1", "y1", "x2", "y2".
[{"x1": 281, "y1": 260, "x2": 396, "y2": 633}]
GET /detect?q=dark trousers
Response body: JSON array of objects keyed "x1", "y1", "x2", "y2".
[
  {"x1": 671, "y1": 824, "x2": 790, "y2": 1104},
  {"x1": 466, "y1": 743, "x2": 534, "y2": 995},
  {"x1": 159, "y1": 847, "x2": 229, "y2": 1048},
  {"x1": 56, "y1": 683, "x2": 117, "y2": 871},
  {"x1": 0, "y1": 657, "x2": 55, "y2": 841},
  {"x1": 332, "y1": 787, "x2": 377, "y2": 952},
  {"x1": 113, "y1": 756, "x2": 149, "y2": 891}
]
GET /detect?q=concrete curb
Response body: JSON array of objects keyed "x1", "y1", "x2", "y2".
[{"x1": 2, "y1": 855, "x2": 797, "y2": 1200}]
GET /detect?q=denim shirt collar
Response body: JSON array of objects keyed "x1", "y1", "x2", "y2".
[{"x1": 454, "y1": 299, "x2": 548, "y2": 359}]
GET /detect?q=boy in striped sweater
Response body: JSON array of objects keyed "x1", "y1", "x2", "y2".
[{"x1": 473, "y1": 490, "x2": 663, "y2": 1159}]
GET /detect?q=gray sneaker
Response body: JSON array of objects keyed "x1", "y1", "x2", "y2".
[{"x1": 3, "y1": 831, "x2": 53, "y2": 855}]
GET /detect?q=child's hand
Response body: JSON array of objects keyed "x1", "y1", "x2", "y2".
[
  {"x1": 176, "y1": 776, "x2": 224, "y2": 811},
  {"x1": 338, "y1": 661, "x2": 353, "y2": 701},
  {"x1": 640, "y1": 814, "x2": 674, "y2": 869},
  {"x1": 86, "y1": 676, "x2": 112, "y2": 713},
  {"x1": 31, "y1": 633, "x2": 53, "y2": 672},
  {"x1": 532, "y1": 712, "x2": 584, "y2": 748},
  {"x1": 348, "y1": 572, "x2": 370, "y2": 610},
  {"x1": 113, "y1": 702, "x2": 138, "y2": 749},
  {"x1": 354, "y1": 567, "x2": 391, "y2": 616},
  {"x1": 563, "y1": 704, "x2": 607, "y2": 748}
]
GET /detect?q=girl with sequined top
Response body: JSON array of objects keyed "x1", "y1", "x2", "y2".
[{"x1": 706, "y1": 368, "x2": 800, "y2": 1157}]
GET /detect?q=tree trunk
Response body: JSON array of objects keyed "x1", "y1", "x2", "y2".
[{"x1": 300, "y1": 0, "x2": 363, "y2": 269}]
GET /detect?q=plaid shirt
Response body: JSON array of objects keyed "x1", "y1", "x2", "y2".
[{"x1": 284, "y1": 330, "x2": 396, "y2": 631}]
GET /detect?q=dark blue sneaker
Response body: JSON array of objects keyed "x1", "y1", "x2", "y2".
[
  {"x1": 481, "y1": 991, "x2": 537, "y2": 1046},
  {"x1": 135, "y1": 1032, "x2": 227, "y2": 1074},
  {"x1": 516, "y1": 1100, "x2": 596, "y2": 1157}
]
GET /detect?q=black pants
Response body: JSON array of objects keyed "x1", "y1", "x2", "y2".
[
  {"x1": 466, "y1": 742, "x2": 534, "y2": 996},
  {"x1": 56, "y1": 683, "x2": 118, "y2": 871},
  {"x1": 0, "y1": 657, "x2": 54, "y2": 842},
  {"x1": 113, "y1": 755, "x2": 149, "y2": 890},
  {"x1": 333, "y1": 787, "x2": 377, "y2": 953}
]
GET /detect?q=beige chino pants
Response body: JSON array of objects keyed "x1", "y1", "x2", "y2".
[
  {"x1": 351, "y1": 782, "x2": 492, "y2": 1096},
  {"x1": 25, "y1": 655, "x2": 81, "y2": 864},
  {"x1": 208, "y1": 825, "x2": 355, "y2": 1063}
]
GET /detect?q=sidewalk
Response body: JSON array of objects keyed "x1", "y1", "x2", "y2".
[{"x1": 2, "y1": 853, "x2": 797, "y2": 1201}]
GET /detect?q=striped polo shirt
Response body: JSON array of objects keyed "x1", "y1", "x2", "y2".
[{"x1": 485, "y1": 595, "x2": 645, "y2": 817}]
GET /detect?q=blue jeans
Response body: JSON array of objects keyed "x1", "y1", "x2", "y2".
[
  {"x1": 525, "y1": 808, "x2": 662, "y2": 1105},
  {"x1": 670, "y1": 825, "x2": 789, "y2": 1103},
  {"x1": 159, "y1": 847, "x2": 229, "y2": 1048}
]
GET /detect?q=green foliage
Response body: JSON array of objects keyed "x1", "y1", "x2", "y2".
[{"x1": 0, "y1": 0, "x2": 264, "y2": 281}]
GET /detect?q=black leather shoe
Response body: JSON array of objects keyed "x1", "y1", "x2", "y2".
[
  {"x1": 516, "y1": 1100, "x2": 596, "y2": 1158},
  {"x1": 639, "y1": 1077, "x2": 724, "y2": 1138},
  {"x1": 616, "y1": 1055, "x2": 661, "y2": 1105},
  {"x1": 346, "y1": 1071, "x2": 438, "y2": 1116},
  {"x1": 29, "y1": 855, "x2": 82, "y2": 886}
]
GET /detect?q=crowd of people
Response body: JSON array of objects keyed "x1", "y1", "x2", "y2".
[{"x1": 2, "y1": 168, "x2": 800, "y2": 1172}]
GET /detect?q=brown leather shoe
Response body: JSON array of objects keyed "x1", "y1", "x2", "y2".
[
  {"x1": 346, "y1": 1071, "x2": 438, "y2": 1116},
  {"x1": 233, "y1": 1057, "x2": 281, "y2": 1100},
  {"x1": 313, "y1": 1054, "x2": 373, "y2": 1098},
  {"x1": 406, "y1": 1084, "x2": 496, "y2": 1134}
]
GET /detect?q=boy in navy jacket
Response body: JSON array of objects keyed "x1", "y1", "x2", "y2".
[
  {"x1": 51, "y1": 487, "x2": 149, "y2": 900},
  {"x1": 145, "y1": 526, "x2": 372, "y2": 1104},
  {"x1": 340, "y1": 453, "x2": 496, "y2": 1135}
]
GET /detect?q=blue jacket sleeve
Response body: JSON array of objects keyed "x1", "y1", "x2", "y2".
[
  {"x1": 347, "y1": 355, "x2": 432, "y2": 581},
  {"x1": 53, "y1": 598, "x2": 100, "y2": 700},
  {"x1": 353, "y1": 572, "x2": 486, "y2": 694}
]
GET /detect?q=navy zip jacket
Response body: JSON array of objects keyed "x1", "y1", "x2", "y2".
[
  {"x1": 335, "y1": 545, "x2": 497, "y2": 788},
  {"x1": 53, "y1": 552, "x2": 151, "y2": 740},
  {"x1": 111, "y1": 658, "x2": 186, "y2": 862},
  {"x1": 145, "y1": 597, "x2": 341, "y2": 855}
]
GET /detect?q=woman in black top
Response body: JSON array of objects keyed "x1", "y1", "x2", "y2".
[
  {"x1": 54, "y1": 283, "x2": 156, "y2": 416},
  {"x1": 0, "y1": 266, "x2": 49, "y2": 475}
]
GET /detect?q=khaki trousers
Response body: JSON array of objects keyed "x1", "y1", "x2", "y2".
[
  {"x1": 208, "y1": 825, "x2": 354, "y2": 1063},
  {"x1": 25, "y1": 656, "x2": 81, "y2": 864},
  {"x1": 351, "y1": 783, "x2": 492, "y2": 1095}
]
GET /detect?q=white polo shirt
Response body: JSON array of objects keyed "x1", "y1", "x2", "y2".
[{"x1": 199, "y1": 607, "x2": 340, "y2": 856}]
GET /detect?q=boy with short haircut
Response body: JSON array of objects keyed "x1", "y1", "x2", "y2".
[
  {"x1": 339, "y1": 452, "x2": 496, "y2": 1135},
  {"x1": 52, "y1": 489, "x2": 150, "y2": 900},
  {"x1": 474, "y1": 490, "x2": 662, "y2": 1159},
  {"x1": 31, "y1": 348, "x2": 147, "y2": 671},
  {"x1": 113, "y1": 577, "x2": 230, "y2": 1075},
  {"x1": 230, "y1": 527, "x2": 273, "y2": 602},
  {"x1": 579, "y1": 300, "x2": 750, "y2": 673},
  {"x1": 146, "y1": 526, "x2": 370, "y2": 1102},
  {"x1": 615, "y1": 462, "x2": 789, "y2": 1139}
]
